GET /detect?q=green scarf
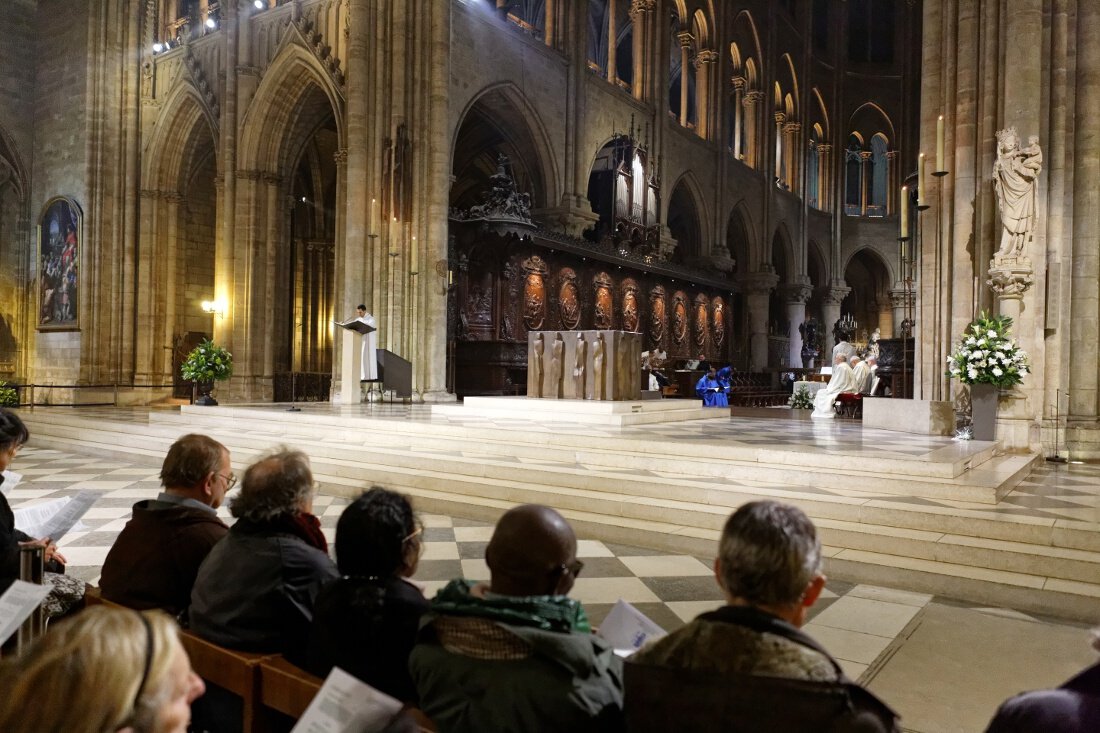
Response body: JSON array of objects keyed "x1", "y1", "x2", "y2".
[{"x1": 431, "y1": 579, "x2": 591, "y2": 634}]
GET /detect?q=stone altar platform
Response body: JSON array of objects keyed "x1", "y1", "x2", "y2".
[
  {"x1": 864, "y1": 398, "x2": 955, "y2": 437},
  {"x1": 431, "y1": 396, "x2": 721, "y2": 426}
]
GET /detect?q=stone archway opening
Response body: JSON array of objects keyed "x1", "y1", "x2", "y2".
[{"x1": 842, "y1": 248, "x2": 892, "y2": 341}]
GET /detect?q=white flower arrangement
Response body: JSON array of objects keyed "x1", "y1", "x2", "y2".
[{"x1": 947, "y1": 313, "x2": 1029, "y2": 388}]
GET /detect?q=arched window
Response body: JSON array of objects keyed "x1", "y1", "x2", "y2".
[
  {"x1": 807, "y1": 130, "x2": 820, "y2": 209},
  {"x1": 844, "y1": 134, "x2": 864, "y2": 215},
  {"x1": 869, "y1": 134, "x2": 889, "y2": 216},
  {"x1": 668, "y1": 17, "x2": 696, "y2": 127}
]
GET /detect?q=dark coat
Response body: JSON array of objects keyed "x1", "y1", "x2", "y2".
[
  {"x1": 0, "y1": 474, "x2": 33, "y2": 594},
  {"x1": 306, "y1": 576, "x2": 430, "y2": 702},
  {"x1": 188, "y1": 517, "x2": 338, "y2": 660},
  {"x1": 985, "y1": 661, "x2": 1100, "y2": 732},
  {"x1": 627, "y1": 605, "x2": 899, "y2": 733},
  {"x1": 99, "y1": 498, "x2": 228, "y2": 614}
]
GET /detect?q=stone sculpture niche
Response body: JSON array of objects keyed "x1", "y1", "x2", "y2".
[{"x1": 527, "y1": 330, "x2": 641, "y2": 401}]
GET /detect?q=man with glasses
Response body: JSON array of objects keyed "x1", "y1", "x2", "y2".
[
  {"x1": 100, "y1": 433, "x2": 232, "y2": 614},
  {"x1": 410, "y1": 504, "x2": 624, "y2": 733}
]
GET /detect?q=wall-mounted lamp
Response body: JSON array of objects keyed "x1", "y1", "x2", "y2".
[{"x1": 201, "y1": 299, "x2": 227, "y2": 317}]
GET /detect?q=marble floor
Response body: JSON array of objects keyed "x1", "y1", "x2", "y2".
[{"x1": 7, "y1": 442, "x2": 1098, "y2": 733}]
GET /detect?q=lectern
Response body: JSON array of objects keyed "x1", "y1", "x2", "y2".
[{"x1": 334, "y1": 319, "x2": 376, "y2": 404}]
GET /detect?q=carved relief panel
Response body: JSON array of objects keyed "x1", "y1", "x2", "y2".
[
  {"x1": 558, "y1": 267, "x2": 581, "y2": 330},
  {"x1": 522, "y1": 255, "x2": 548, "y2": 331},
  {"x1": 593, "y1": 272, "x2": 614, "y2": 330},
  {"x1": 648, "y1": 285, "x2": 667, "y2": 348},
  {"x1": 622, "y1": 280, "x2": 640, "y2": 332},
  {"x1": 672, "y1": 292, "x2": 688, "y2": 348},
  {"x1": 712, "y1": 296, "x2": 726, "y2": 348},
  {"x1": 694, "y1": 293, "x2": 709, "y2": 351}
]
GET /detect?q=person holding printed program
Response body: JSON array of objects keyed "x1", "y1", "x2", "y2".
[
  {"x1": 696, "y1": 366, "x2": 729, "y2": 408},
  {"x1": 355, "y1": 303, "x2": 378, "y2": 381}
]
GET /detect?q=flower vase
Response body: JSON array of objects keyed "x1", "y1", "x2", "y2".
[
  {"x1": 970, "y1": 383, "x2": 998, "y2": 441},
  {"x1": 194, "y1": 381, "x2": 218, "y2": 406}
]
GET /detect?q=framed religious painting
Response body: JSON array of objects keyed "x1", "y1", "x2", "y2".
[{"x1": 37, "y1": 197, "x2": 82, "y2": 331}]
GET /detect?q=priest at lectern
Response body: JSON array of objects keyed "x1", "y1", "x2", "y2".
[{"x1": 354, "y1": 304, "x2": 378, "y2": 381}]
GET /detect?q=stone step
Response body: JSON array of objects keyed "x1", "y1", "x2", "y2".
[
  {"x1": 139, "y1": 407, "x2": 1025, "y2": 504},
  {"x1": 22, "y1": 417, "x2": 1092, "y2": 559}
]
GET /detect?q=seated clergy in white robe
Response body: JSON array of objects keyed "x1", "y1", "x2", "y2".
[
  {"x1": 860, "y1": 357, "x2": 878, "y2": 394},
  {"x1": 850, "y1": 356, "x2": 868, "y2": 395},
  {"x1": 812, "y1": 354, "x2": 859, "y2": 418}
]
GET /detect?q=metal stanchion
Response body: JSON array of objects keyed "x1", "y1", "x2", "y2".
[{"x1": 16, "y1": 545, "x2": 46, "y2": 653}]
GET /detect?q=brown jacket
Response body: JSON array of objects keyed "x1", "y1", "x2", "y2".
[{"x1": 99, "y1": 498, "x2": 227, "y2": 614}]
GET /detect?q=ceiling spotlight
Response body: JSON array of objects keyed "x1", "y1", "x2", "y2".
[
  {"x1": 205, "y1": 17, "x2": 217, "y2": 29},
  {"x1": 254, "y1": 0, "x2": 264, "y2": 8},
  {"x1": 152, "y1": 42, "x2": 163, "y2": 53}
]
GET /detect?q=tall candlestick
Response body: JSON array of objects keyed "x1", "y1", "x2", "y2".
[
  {"x1": 936, "y1": 115, "x2": 945, "y2": 172},
  {"x1": 900, "y1": 185, "x2": 909, "y2": 239},
  {"x1": 917, "y1": 153, "x2": 926, "y2": 206}
]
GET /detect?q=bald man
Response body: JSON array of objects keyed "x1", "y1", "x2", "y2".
[{"x1": 410, "y1": 505, "x2": 625, "y2": 733}]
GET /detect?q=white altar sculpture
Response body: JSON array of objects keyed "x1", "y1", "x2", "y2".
[
  {"x1": 992, "y1": 128, "x2": 1042, "y2": 258},
  {"x1": 527, "y1": 330, "x2": 641, "y2": 401}
]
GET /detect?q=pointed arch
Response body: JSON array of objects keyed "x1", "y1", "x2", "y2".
[
  {"x1": 450, "y1": 82, "x2": 559, "y2": 210},
  {"x1": 777, "y1": 53, "x2": 800, "y2": 119},
  {"x1": 848, "y1": 101, "x2": 895, "y2": 143},
  {"x1": 692, "y1": 9, "x2": 710, "y2": 49},
  {"x1": 842, "y1": 246, "x2": 895, "y2": 288},
  {"x1": 666, "y1": 171, "x2": 709, "y2": 263},
  {"x1": 724, "y1": 201, "x2": 755, "y2": 273},
  {"x1": 0, "y1": 125, "x2": 27, "y2": 203},
  {"x1": 771, "y1": 224, "x2": 795, "y2": 282},
  {"x1": 142, "y1": 82, "x2": 219, "y2": 191},
  {"x1": 238, "y1": 41, "x2": 346, "y2": 174},
  {"x1": 810, "y1": 87, "x2": 830, "y2": 138}
]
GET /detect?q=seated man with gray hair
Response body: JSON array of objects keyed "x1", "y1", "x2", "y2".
[
  {"x1": 189, "y1": 447, "x2": 337, "y2": 660},
  {"x1": 628, "y1": 501, "x2": 898, "y2": 732}
]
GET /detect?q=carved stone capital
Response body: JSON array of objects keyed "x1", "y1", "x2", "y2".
[
  {"x1": 816, "y1": 143, "x2": 832, "y2": 154},
  {"x1": 731, "y1": 76, "x2": 746, "y2": 91},
  {"x1": 774, "y1": 112, "x2": 786, "y2": 125},
  {"x1": 884, "y1": 150, "x2": 898, "y2": 160},
  {"x1": 784, "y1": 283, "x2": 814, "y2": 304},
  {"x1": 163, "y1": 192, "x2": 184, "y2": 204},
  {"x1": 783, "y1": 122, "x2": 801, "y2": 134},
  {"x1": 987, "y1": 257, "x2": 1035, "y2": 298},
  {"x1": 859, "y1": 151, "x2": 873, "y2": 161},
  {"x1": 822, "y1": 286, "x2": 851, "y2": 306},
  {"x1": 629, "y1": 0, "x2": 655, "y2": 16},
  {"x1": 694, "y1": 49, "x2": 718, "y2": 66},
  {"x1": 332, "y1": 148, "x2": 348, "y2": 166},
  {"x1": 139, "y1": 189, "x2": 161, "y2": 199},
  {"x1": 889, "y1": 288, "x2": 914, "y2": 308},
  {"x1": 236, "y1": 169, "x2": 262, "y2": 181},
  {"x1": 261, "y1": 173, "x2": 281, "y2": 186},
  {"x1": 739, "y1": 270, "x2": 780, "y2": 294},
  {"x1": 677, "y1": 31, "x2": 694, "y2": 49},
  {"x1": 743, "y1": 90, "x2": 764, "y2": 105}
]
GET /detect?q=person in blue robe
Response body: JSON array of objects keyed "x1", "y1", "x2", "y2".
[{"x1": 696, "y1": 367, "x2": 729, "y2": 407}]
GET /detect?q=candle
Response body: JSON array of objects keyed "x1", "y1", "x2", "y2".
[
  {"x1": 917, "y1": 153, "x2": 926, "y2": 206},
  {"x1": 936, "y1": 115, "x2": 945, "y2": 172},
  {"x1": 900, "y1": 186, "x2": 909, "y2": 239},
  {"x1": 411, "y1": 234, "x2": 418, "y2": 274},
  {"x1": 369, "y1": 198, "x2": 377, "y2": 237}
]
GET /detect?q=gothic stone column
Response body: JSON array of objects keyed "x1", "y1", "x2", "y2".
[
  {"x1": 821, "y1": 285, "x2": 851, "y2": 352},
  {"x1": 988, "y1": 256, "x2": 1036, "y2": 450},
  {"x1": 785, "y1": 281, "x2": 813, "y2": 368},
  {"x1": 741, "y1": 271, "x2": 779, "y2": 372}
]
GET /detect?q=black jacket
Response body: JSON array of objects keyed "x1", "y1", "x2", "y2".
[
  {"x1": 188, "y1": 517, "x2": 338, "y2": 660},
  {"x1": 0, "y1": 474, "x2": 33, "y2": 594},
  {"x1": 306, "y1": 575, "x2": 430, "y2": 701}
]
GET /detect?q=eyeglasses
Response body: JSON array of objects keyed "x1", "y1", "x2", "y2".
[
  {"x1": 557, "y1": 559, "x2": 585, "y2": 579},
  {"x1": 217, "y1": 473, "x2": 238, "y2": 491}
]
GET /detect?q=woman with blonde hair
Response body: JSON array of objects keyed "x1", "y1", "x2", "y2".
[{"x1": 0, "y1": 605, "x2": 205, "y2": 732}]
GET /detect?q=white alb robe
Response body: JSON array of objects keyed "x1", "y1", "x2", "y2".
[
  {"x1": 811, "y1": 362, "x2": 857, "y2": 418},
  {"x1": 357, "y1": 313, "x2": 378, "y2": 381}
]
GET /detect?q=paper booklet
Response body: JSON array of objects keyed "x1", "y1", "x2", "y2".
[
  {"x1": 0, "y1": 580, "x2": 52, "y2": 645},
  {"x1": 0, "y1": 470, "x2": 21, "y2": 495},
  {"x1": 14, "y1": 490, "x2": 101, "y2": 543},
  {"x1": 596, "y1": 599, "x2": 667, "y2": 658},
  {"x1": 291, "y1": 666, "x2": 404, "y2": 733}
]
